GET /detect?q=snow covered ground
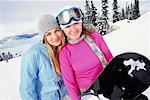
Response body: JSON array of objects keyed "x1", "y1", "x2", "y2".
[
  {"x1": 104, "y1": 11, "x2": 150, "y2": 59},
  {"x1": 0, "y1": 57, "x2": 21, "y2": 100},
  {"x1": 103, "y1": 11, "x2": 150, "y2": 99},
  {"x1": 0, "y1": 12, "x2": 149, "y2": 100}
]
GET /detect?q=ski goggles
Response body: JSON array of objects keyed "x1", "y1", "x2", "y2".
[{"x1": 56, "y1": 7, "x2": 83, "y2": 25}]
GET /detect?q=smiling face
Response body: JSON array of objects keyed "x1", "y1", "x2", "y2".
[
  {"x1": 63, "y1": 21, "x2": 82, "y2": 41},
  {"x1": 45, "y1": 28, "x2": 63, "y2": 47}
]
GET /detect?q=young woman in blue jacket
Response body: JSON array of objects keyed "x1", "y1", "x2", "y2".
[{"x1": 19, "y1": 14, "x2": 68, "y2": 100}]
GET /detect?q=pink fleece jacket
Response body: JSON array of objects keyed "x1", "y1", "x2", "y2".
[{"x1": 59, "y1": 32, "x2": 113, "y2": 100}]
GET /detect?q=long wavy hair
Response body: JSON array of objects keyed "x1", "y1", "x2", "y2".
[
  {"x1": 82, "y1": 25, "x2": 96, "y2": 36},
  {"x1": 43, "y1": 31, "x2": 65, "y2": 76}
]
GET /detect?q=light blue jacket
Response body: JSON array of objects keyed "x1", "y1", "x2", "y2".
[{"x1": 20, "y1": 41, "x2": 68, "y2": 100}]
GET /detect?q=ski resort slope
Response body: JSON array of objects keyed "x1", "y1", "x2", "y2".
[
  {"x1": 103, "y1": 11, "x2": 150, "y2": 99},
  {"x1": 0, "y1": 57, "x2": 21, "y2": 100},
  {"x1": 0, "y1": 12, "x2": 149, "y2": 100},
  {"x1": 104, "y1": 11, "x2": 150, "y2": 59}
]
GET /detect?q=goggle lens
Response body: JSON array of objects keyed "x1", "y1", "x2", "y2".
[{"x1": 57, "y1": 7, "x2": 83, "y2": 25}]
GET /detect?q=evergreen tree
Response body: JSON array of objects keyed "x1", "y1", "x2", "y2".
[
  {"x1": 96, "y1": 0, "x2": 109, "y2": 35},
  {"x1": 125, "y1": 3, "x2": 130, "y2": 19},
  {"x1": 8, "y1": 51, "x2": 13, "y2": 59},
  {"x1": 112, "y1": 0, "x2": 120, "y2": 23},
  {"x1": 101, "y1": 0, "x2": 109, "y2": 20},
  {"x1": 83, "y1": 0, "x2": 93, "y2": 29},
  {"x1": 118, "y1": 12, "x2": 122, "y2": 21},
  {"x1": 1, "y1": 52, "x2": 6, "y2": 59},
  {"x1": 121, "y1": 8, "x2": 125, "y2": 20},
  {"x1": 91, "y1": 0, "x2": 97, "y2": 26},
  {"x1": 133, "y1": 0, "x2": 140, "y2": 19},
  {"x1": 84, "y1": 0, "x2": 92, "y2": 23},
  {"x1": 127, "y1": 4, "x2": 131, "y2": 20},
  {"x1": 129, "y1": 3, "x2": 134, "y2": 20},
  {"x1": 0, "y1": 55, "x2": 3, "y2": 61}
]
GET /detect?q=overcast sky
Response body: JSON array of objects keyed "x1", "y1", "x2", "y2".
[{"x1": 0, "y1": 0, "x2": 149, "y2": 37}]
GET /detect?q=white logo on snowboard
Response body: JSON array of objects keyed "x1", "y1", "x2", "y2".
[{"x1": 123, "y1": 58, "x2": 146, "y2": 77}]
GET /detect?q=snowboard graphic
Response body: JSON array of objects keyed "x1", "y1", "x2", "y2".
[{"x1": 81, "y1": 52, "x2": 150, "y2": 100}]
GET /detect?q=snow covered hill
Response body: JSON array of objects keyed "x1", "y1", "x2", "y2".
[
  {"x1": 103, "y1": 12, "x2": 150, "y2": 98},
  {"x1": 0, "y1": 32, "x2": 40, "y2": 49},
  {"x1": 0, "y1": 12, "x2": 149, "y2": 100},
  {"x1": 0, "y1": 57, "x2": 21, "y2": 100},
  {"x1": 104, "y1": 11, "x2": 150, "y2": 59}
]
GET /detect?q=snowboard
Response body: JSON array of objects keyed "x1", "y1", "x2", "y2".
[{"x1": 81, "y1": 52, "x2": 150, "y2": 100}]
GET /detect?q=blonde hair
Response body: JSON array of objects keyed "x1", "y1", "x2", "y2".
[{"x1": 43, "y1": 31, "x2": 65, "y2": 76}]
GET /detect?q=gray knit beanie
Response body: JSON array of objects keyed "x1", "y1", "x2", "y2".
[{"x1": 38, "y1": 14, "x2": 59, "y2": 38}]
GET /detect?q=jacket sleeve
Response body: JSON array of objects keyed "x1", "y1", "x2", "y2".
[
  {"x1": 19, "y1": 50, "x2": 39, "y2": 100},
  {"x1": 59, "y1": 49, "x2": 80, "y2": 100},
  {"x1": 93, "y1": 32, "x2": 113, "y2": 62}
]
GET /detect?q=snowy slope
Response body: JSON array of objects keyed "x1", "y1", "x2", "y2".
[
  {"x1": 0, "y1": 12, "x2": 149, "y2": 100},
  {"x1": 104, "y1": 11, "x2": 150, "y2": 59},
  {"x1": 0, "y1": 34, "x2": 41, "y2": 100},
  {"x1": 103, "y1": 12, "x2": 150, "y2": 98},
  {"x1": 0, "y1": 57, "x2": 21, "y2": 100}
]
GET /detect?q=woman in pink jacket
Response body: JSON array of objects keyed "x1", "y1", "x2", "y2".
[{"x1": 56, "y1": 6, "x2": 113, "y2": 100}]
